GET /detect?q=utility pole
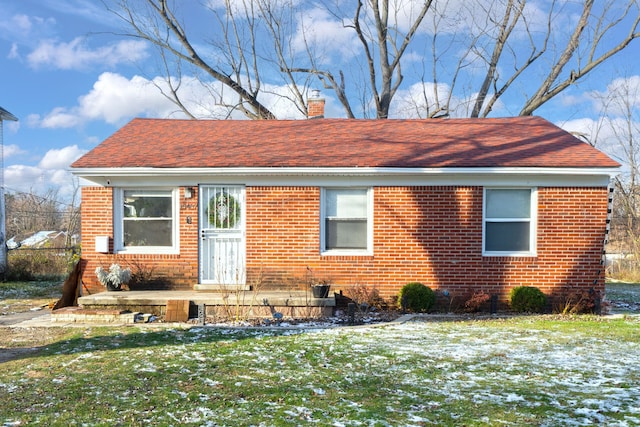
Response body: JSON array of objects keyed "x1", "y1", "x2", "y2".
[{"x1": 0, "y1": 107, "x2": 18, "y2": 278}]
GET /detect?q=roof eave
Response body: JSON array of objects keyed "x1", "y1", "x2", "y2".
[
  {"x1": 71, "y1": 165, "x2": 620, "y2": 178},
  {"x1": 0, "y1": 107, "x2": 18, "y2": 122}
]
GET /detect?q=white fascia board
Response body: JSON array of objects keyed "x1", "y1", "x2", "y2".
[{"x1": 71, "y1": 166, "x2": 619, "y2": 188}]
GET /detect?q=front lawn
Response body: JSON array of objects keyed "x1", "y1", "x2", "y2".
[{"x1": 1, "y1": 316, "x2": 639, "y2": 426}]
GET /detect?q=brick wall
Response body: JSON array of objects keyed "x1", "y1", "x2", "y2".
[
  {"x1": 80, "y1": 186, "x2": 199, "y2": 294},
  {"x1": 80, "y1": 185, "x2": 609, "y2": 304}
]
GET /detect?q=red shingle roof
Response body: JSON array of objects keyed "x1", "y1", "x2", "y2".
[{"x1": 71, "y1": 117, "x2": 619, "y2": 169}]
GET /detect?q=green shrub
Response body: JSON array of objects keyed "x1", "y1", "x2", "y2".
[
  {"x1": 510, "y1": 286, "x2": 547, "y2": 313},
  {"x1": 4, "y1": 256, "x2": 36, "y2": 281},
  {"x1": 6, "y1": 248, "x2": 74, "y2": 281},
  {"x1": 398, "y1": 282, "x2": 435, "y2": 312}
]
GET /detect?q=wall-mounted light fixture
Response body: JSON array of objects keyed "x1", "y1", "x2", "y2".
[{"x1": 184, "y1": 187, "x2": 194, "y2": 199}]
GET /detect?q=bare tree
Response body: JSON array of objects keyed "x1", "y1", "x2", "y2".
[
  {"x1": 520, "y1": 1, "x2": 640, "y2": 116},
  {"x1": 61, "y1": 181, "x2": 82, "y2": 249},
  {"x1": 422, "y1": 0, "x2": 640, "y2": 118},
  {"x1": 594, "y1": 77, "x2": 640, "y2": 266},
  {"x1": 350, "y1": 0, "x2": 433, "y2": 119},
  {"x1": 105, "y1": 0, "x2": 640, "y2": 119},
  {"x1": 469, "y1": 0, "x2": 529, "y2": 117},
  {"x1": 4, "y1": 186, "x2": 81, "y2": 251},
  {"x1": 107, "y1": 0, "x2": 279, "y2": 119},
  {"x1": 5, "y1": 190, "x2": 63, "y2": 241}
]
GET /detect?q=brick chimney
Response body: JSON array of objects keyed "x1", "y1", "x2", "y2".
[{"x1": 307, "y1": 89, "x2": 325, "y2": 119}]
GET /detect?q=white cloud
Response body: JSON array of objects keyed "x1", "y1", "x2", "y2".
[
  {"x1": 4, "y1": 164, "x2": 46, "y2": 189},
  {"x1": 421, "y1": 0, "x2": 555, "y2": 37},
  {"x1": 559, "y1": 92, "x2": 590, "y2": 108},
  {"x1": 206, "y1": 0, "x2": 305, "y2": 14},
  {"x1": 257, "y1": 85, "x2": 306, "y2": 120},
  {"x1": 561, "y1": 76, "x2": 640, "y2": 169},
  {"x1": 558, "y1": 118, "x2": 602, "y2": 145},
  {"x1": 31, "y1": 71, "x2": 315, "y2": 128},
  {"x1": 86, "y1": 135, "x2": 100, "y2": 145},
  {"x1": 518, "y1": 1, "x2": 554, "y2": 36},
  {"x1": 2, "y1": 144, "x2": 25, "y2": 158},
  {"x1": 0, "y1": 14, "x2": 52, "y2": 37},
  {"x1": 9, "y1": 14, "x2": 34, "y2": 32},
  {"x1": 39, "y1": 107, "x2": 82, "y2": 129},
  {"x1": 390, "y1": 81, "x2": 495, "y2": 118},
  {"x1": 292, "y1": 7, "x2": 359, "y2": 60},
  {"x1": 7, "y1": 42, "x2": 19, "y2": 59},
  {"x1": 25, "y1": 114, "x2": 42, "y2": 127},
  {"x1": 559, "y1": 117, "x2": 640, "y2": 173},
  {"x1": 4, "y1": 145, "x2": 87, "y2": 202},
  {"x1": 78, "y1": 73, "x2": 178, "y2": 123},
  {"x1": 3, "y1": 120, "x2": 20, "y2": 134},
  {"x1": 27, "y1": 37, "x2": 148, "y2": 70},
  {"x1": 32, "y1": 72, "x2": 175, "y2": 128},
  {"x1": 39, "y1": 145, "x2": 86, "y2": 170},
  {"x1": 423, "y1": 1, "x2": 487, "y2": 35},
  {"x1": 588, "y1": 76, "x2": 640, "y2": 115},
  {"x1": 0, "y1": 13, "x2": 57, "y2": 48}
]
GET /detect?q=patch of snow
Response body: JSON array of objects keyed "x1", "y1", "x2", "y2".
[{"x1": 202, "y1": 378, "x2": 221, "y2": 387}]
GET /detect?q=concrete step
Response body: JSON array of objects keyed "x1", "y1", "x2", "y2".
[
  {"x1": 76, "y1": 290, "x2": 336, "y2": 320},
  {"x1": 51, "y1": 307, "x2": 153, "y2": 324}
]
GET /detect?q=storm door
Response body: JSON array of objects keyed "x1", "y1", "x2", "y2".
[{"x1": 199, "y1": 185, "x2": 246, "y2": 286}]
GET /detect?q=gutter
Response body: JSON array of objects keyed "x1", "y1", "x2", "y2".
[{"x1": 70, "y1": 166, "x2": 619, "y2": 189}]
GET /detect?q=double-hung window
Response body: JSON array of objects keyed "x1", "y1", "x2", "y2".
[
  {"x1": 114, "y1": 188, "x2": 179, "y2": 254},
  {"x1": 483, "y1": 188, "x2": 536, "y2": 256},
  {"x1": 322, "y1": 188, "x2": 372, "y2": 254}
]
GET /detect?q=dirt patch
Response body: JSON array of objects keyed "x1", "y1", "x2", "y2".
[{"x1": 1, "y1": 299, "x2": 54, "y2": 316}]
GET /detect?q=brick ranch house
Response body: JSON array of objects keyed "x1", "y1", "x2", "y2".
[{"x1": 70, "y1": 115, "x2": 619, "y2": 309}]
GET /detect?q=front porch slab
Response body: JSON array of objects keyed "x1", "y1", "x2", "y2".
[{"x1": 77, "y1": 290, "x2": 336, "y2": 321}]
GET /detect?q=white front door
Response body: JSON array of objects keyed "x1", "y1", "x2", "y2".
[{"x1": 199, "y1": 185, "x2": 245, "y2": 286}]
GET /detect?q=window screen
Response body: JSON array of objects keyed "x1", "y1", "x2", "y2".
[
  {"x1": 122, "y1": 190, "x2": 173, "y2": 247},
  {"x1": 324, "y1": 189, "x2": 368, "y2": 250},
  {"x1": 484, "y1": 189, "x2": 533, "y2": 254}
]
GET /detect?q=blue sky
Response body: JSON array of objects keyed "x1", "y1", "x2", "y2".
[
  {"x1": 0, "y1": 0, "x2": 639, "y2": 202},
  {"x1": 0, "y1": 0, "x2": 150, "y2": 201}
]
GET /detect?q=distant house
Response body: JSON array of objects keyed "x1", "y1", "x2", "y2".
[
  {"x1": 71, "y1": 113, "x2": 619, "y2": 306},
  {"x1": 7, "y1": 231, "x2": 74, "y2": 250}
]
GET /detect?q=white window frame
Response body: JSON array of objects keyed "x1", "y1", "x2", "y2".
[
  {"x1": 113, "y1": 188, "x2": 180, "y2": 254},
  {"x1": 320, "y1": 187, "x2": 373, "y2": 255},
  {"x1": 483, "y1": 187, "x2": 537, "y2": 257}
]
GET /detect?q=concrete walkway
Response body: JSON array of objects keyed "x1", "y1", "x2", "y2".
[{"x1": 0, "y1": 309, "x2": 51, "y2": 326}]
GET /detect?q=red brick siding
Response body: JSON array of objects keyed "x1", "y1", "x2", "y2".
[
  {"x1": 80, "y1": 185, "x2": 608, "y2": 302},
  {"x1": 80, "y1": 186, "x2": 199, "y2": 294}
]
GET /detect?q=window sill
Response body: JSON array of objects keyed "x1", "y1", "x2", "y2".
[
  {"x1": 482, "y1": 251, "x2": 537, "y2": 258},
  {"x1": 321, "y1": 249, "x2": 373, "y2": 257},
  {"x1": 115, "y1": 247, "x2": 180, "y2": 255}
]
